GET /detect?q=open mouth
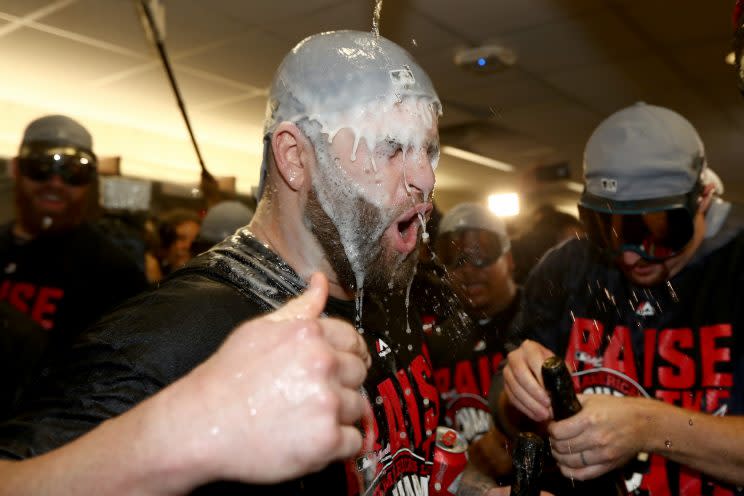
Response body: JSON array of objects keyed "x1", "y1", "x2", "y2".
[{"x1": 390, "y1": 203, "x2": 432, "y2": 254}]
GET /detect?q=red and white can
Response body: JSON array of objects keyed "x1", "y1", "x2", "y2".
[{"x1": 429, "y1": 426, "x2": 468, "y2": 496}]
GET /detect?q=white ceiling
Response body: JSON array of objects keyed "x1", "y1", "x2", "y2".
[{"x1": 0, "y1": 0, "x2": 740, "y2": 212}]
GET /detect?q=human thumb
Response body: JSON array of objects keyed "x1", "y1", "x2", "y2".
[{"x1": 268, "y1": 272, "x2": 328, "y2": 321}]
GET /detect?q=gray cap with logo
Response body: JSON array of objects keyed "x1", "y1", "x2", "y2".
[
  {"x1": 582, "y1": 102, "x2": 704, "y2": 206},
  {"x1": 438, "y1": 202, "x2": 511, "y2": 253}
]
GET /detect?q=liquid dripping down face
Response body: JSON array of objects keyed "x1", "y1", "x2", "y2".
[{"x1": 304, "y1": 97, "x2": 439, "y2": 294}]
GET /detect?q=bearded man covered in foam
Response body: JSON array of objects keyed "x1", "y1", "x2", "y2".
[
  {"x1": 257, "y1": 30, "x2": 441, "y2": 298},
  {"x1": 0, "y1": 30, "x2": 468, "y2": 496}
]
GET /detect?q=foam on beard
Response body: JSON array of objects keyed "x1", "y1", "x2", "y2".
[{"x1": 301, "y1": 97, "x2": 438, "y2": 293}]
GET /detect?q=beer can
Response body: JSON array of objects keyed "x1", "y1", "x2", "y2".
[{"x1": 429, "y1": 426, "x2": 468, "y2": 496}]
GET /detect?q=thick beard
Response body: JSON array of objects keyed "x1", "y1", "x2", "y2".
[
  {"x1": 304, "y1": 187, "x2": 419, "y2": 295},
  {"x1": 14, "y1": 181, "x2": 87, "y2": 237}
]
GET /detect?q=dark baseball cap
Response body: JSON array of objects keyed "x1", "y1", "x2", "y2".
[{"x1": 18, "y1": 115, "x2": 95, "y2": 159}]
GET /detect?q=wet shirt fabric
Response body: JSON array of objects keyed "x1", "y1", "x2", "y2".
[
  {"x1": 426, "y1": 293, "x2": 519, "y2": 443},
  {"x1": 0, "y1": 222, "x2": 147, "y2": 415},
  {"x1": 0, "y1": 229, "x2": 440, "y2": 496},
  {"x1": 509, "y1": 206, "x2": 744, "y2": 496}
]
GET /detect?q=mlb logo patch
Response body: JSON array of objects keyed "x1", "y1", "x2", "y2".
[
  {"x1": 376, "y1": 338, "x2": 391, "y2": 358},
  {"x1": 600, "y1": 178, "x2": 618, "y2": 193},
  {"x1": 390, "y1": 65, "x2": 416, "y2": 90}
]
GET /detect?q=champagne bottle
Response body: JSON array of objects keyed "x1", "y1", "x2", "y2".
[
  {"x1": 510, "y1": 432, "x2": 544, "y2": 496},
  {"x1": 541, "y1": 356, "x2": 629, "y2": 496}
]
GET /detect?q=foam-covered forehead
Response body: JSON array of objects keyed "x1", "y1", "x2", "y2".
[{"x1": 264, "y1": 30, "x2": 441, "y2": 136}]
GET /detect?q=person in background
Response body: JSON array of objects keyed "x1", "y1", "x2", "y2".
[
  {"x1": 155, "y1": 208, "x2": 201, "y2": 278},
  {"x1": 511, "y1": 205, "x2": 585, "y2": 284},
  {"x1": 0, "y1": 115, "x2": 147, "y2": 415},
  {"x1": 494, "y1": 102, "x2": 744, "y2": 494},
  {"x1": 190, "y1": 200, "x2": 254, "y2": 256},
  {"x1": 428, "y1": 202, "x2": 519, "y2": 481}
]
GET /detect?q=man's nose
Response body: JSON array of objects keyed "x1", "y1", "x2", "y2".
[
  {"x1": 621, "y1": 250, "x2": 642, "y2": 266},
  {"x1": 404, "y1": 149, "x2": 435, "y2": 196}
]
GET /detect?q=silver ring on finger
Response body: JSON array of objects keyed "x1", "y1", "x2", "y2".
[{"x1": 580, "y1": 451, "x2": 589, "y2": 467}]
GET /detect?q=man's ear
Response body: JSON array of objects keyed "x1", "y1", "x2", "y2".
[
  {"x1": 698, "y1": 183, "x2": 716, "y2": 216},
  {"x1": 271, "y1": 122, "x2": 310, "y2": 192}
]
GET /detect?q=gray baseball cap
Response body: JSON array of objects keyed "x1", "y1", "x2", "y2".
[
  {"x1": 18, "y1": 115, "x2": 94, "y2": 158},
  {"x1": 580, "y1": 102, "x2": 705, "y2": 213},
  {"x1": 438, "y1": 202, "x2": 511, "y2": 253},
  {"x1": 198, "y1": 200, "x2": 254, "y2": 244},
  {"x1": 258, "y1": 30, "x2": 440, "y2": 196}
]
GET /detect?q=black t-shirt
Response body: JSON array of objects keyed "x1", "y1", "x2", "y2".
[
  {"x1": 0, "y1": 229, "x2": 441, "y2": 495},
  {"x1": 509, "y1": 206, "x2": 744, "y2": 496},
  {"x1": 427, "y1": 292, "x2": 519, "y2": 443},
  {"x1": 0, "y1": 222, "x2": 148, "y2": 414}
]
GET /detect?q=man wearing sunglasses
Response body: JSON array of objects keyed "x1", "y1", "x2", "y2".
[
  {"x1": 0, "y1": 115, "x2": 147, "y2": 414},
  {"x1": 494, "y1": 102, "x2": 744, "y2": 495},
  {"x1": 427, "y1": 202, "x2": 519, "y2": 480}
]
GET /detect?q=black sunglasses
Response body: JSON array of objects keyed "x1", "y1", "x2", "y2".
[
  {"x1": 435, "y1": 230, "x2": 506, "y2": 268},
  {"x1": 18, "y1": 153, "x2": 97, "y2": 186}
]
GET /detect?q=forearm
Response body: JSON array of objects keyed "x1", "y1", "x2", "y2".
[
  {"x1": 0, "y1": 379, "x2": 204, "y2": 496},
  {"x1": 639, "y1": 399, "x2": 744, "y2": 485}
]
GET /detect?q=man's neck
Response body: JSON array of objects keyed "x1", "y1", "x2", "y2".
[{"x1": 249, "y1": 200, "x2": 354, "y2": 301}]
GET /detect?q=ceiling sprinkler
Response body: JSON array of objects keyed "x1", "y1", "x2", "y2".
[{"x1": 453, "y1": 44, "x2": 517, "y2": 72}]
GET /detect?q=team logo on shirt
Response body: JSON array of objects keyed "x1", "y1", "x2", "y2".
[
  {"x1": 376, "y1": 338, "x2": 392, "y2": 358},
  {"x1": 635, "y1": 301, "x2": 655, "y2": 317}
]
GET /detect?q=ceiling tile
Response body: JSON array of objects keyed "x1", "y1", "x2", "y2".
[
  {"x1": 0, "y1": 26, "x2": 142, "y2": 82},
  {"x1": 0, "y1": 1, "x2": 56, "y2": 17},
  {"x1": 177, "y1": 29, "x2": 294, "y2": 89},
  {"x1": 264, "y1": 1, "x2": 370, "y2": 44},
  {"x1": 493, "y1": 8, "x2": 647, "y2": 74},
  {"x1": 408, "y1": 0, "x2": 598, "y2": 41},
  {"x1": 615, "y1": 0, "x2": 732, "y2": 48},
  {"x1": 213, "y1": 0, "x2": 342, "y2": 25},
  {"x1": 37, "y1": 0, "x2": 150, "y2": 56}
]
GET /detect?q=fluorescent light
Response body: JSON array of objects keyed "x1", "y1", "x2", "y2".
[
  {"x1": 488, "y1": 192, "x2": 519, "y2": 217},
  {"x1": 565, "y1": 181, "x2": 584, "y2": 193},
  {"x1": 726, "y1": 51, "x2": 737, "y2": 66},
  {"x1": 441, "y1": 145, "x2": 515, "y2": 172}
]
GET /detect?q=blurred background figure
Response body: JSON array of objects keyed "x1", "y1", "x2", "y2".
[
  {"x1": 426, "y1": 202, "x2": 520, "y2": 481},
  {"x1": 436, "y1": 202, "x2": 519, "y2": 323},
  {"x1": 152, "y1": 208, "x2": 201, "y2": 281},
  {"x1": 190, "y1": 200, "x2": 254, "y2": 255},
  {"x1": 511, "y1": 204, "x2": 585, "y2": 284},
  {"x1": 0, "y1": 115, "x2": 147, "y2": 416}
]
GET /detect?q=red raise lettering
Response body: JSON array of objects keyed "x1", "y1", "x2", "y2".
[
  {"x1": 0, "y1": 280, "x2": 10, "y2": 299},
  {"x1": 644, "y1": 328, "x2": 657, "y2": 388},
  {"x1": 433, "y1": 368, "x2": 450, "y2": 394},
  {"x1": 679, "y1": 467, "x2": 701, "y2": 494},
  {"x1": 655, "y1": 389, "x2": 681, "y2": 406},
  {"x1": 705, "y1": 389, "x2": 731, "y2": 413},
  {"x1": 410, "y1": 354, "x2": 439, "y2": 453},
  {"x1": 478, "y1": 356, "x2": 491, "y2": 397},
  {"x1": 491, "y1": 353, "x2": 503, "y2": 372},
  {"x1": 377, "y1": 378, "x2": 410, "y2": 454},
  {"x1": 395, "y1": 369, "x2": 422, "y2": 447},
  {"x1": 681, "y1": 391, "x2": 703, "y2": 410},
  {"x1": 713, "y1": 484, "x2": 735, "y2": 495},
  {"x1": 9, "y1": 282, "x2": 35, "y2": 313},
  {"x1": 453, "y1": 361, "x2": 479, "y2": 396},
  {"x1": 657, "y1": 329, "x2": 695, "y2": 389},
  {"x1": 565, "y1": 318, "x2": 603, "y2": 371},
  {"x1": 603, "y1": 325, "x2": 638, "y2": 380},
  {"x1": 700, "y1": 325, "x2": 733, "y2": 388},
  {"x1": 31, "y1": 286, "x2": 63, "y2": 330},
  {"x1": 640, "y1": 454, "x2": 670, "y2": 496}
]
